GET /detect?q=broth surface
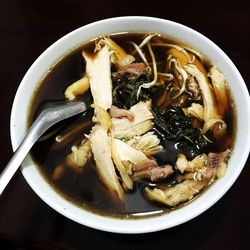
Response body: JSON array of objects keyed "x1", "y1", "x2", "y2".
[{"x1": 29, "y1": 33, "x2": 235, "y2": 218}]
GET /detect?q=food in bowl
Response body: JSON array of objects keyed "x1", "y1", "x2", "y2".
[{"x1": 29, "y1": 32, "x2": 235, "y2": 218}]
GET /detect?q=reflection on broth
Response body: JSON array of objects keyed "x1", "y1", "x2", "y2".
[{"x1": 29, "y1": 33, "x2": 235, "y2": 218}]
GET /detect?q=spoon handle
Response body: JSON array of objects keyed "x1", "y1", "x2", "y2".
[
  {"x1": 0, "y1": 101, "x2": 86, "y2": 195},
  {"x1": 0, "y1": 118, "x2": 43, "y2": 195}
]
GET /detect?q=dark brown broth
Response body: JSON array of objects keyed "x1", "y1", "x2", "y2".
[{"x1": 29, "y1": 33, "x2": 235, "y2": 218}]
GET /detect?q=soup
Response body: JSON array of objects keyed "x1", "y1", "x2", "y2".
[{"x1": 29, "y1": 33, "x2": 235, "y2": 218}]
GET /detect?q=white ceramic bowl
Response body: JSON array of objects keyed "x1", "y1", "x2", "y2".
[{"x1": 10, "y1": 16, "x2": 250, "y2": 234}]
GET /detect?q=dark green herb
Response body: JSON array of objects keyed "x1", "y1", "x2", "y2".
[
  {"x1": 153, "y1": 106, "x2": 209, "y2": 155},
  {"x1": 112, "y1": 74, "x2": 151, "y2": 109}
]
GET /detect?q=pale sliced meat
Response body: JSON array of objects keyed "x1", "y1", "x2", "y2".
[
  {"x1": 208, "y1": 66, "x2": 229, "y2": 116},
  {"x1": 184, "y1": 64, "x2": 226, "y2": 134},
  {"x1": 82, "y1": 45, "x2": 112, "y2": 110},
  {"x1": 114, "y1": 138, "x2": 148, "y2": 165},
  {"x1": 110, "y1": 134, "x2": 133, "y2": 190},
  {"x1": 89, "y1": 125, "x2": 124, "y2": 200},
  {"x1": 126, "y1": 132, "x2": 163, "y2": 156},
  {"x1": 112, "y1": 101, "x2": 154, "y2": 138}
]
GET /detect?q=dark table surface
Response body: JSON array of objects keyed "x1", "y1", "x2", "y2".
[{"x1": 0, "y1": 1, "x2": 250, "y2": 249}]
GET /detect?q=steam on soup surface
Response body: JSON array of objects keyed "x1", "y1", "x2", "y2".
[{"x1": 29, "y1": 33, "x2": 235, "y2": 218}]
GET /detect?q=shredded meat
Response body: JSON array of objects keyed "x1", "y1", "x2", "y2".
[
  {"x1": 109, "y1": 105, "x2": 134, "y2": 121},
  {"x1": 132, "y1": 165, "x2": 173, "y2": 182},
  {"x1": 133, "y1": 159, "x2": 158, "y2": 171},
  {"x1": 112, "y1": 63, "x2": 147, "y2": 82},
  {"x1": 112, "y1": 101, "x2": 153, "y2": 139},
  {"x1": 207, "y1": 149, "x2": 231, "y2": 169},
  {"x1": 145, "y1": 149, "x2": 231, "y2": 206},
  {"x1": 117, "y1": 63, "x2": 145, "y2": 75},
  {"x1": 181, "y1": 149, "x2": 231, "y2": 182},
  {"x1": 145, "y1": 179, "x2": 206, "y2": 207}
]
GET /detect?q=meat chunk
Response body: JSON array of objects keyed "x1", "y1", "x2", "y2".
[
  {"x1": 126, "y1": 132, "x2": 163, "y2": 156},
  {"x1": 112, "y1": 101, "x2": 154, "y2": 139},
  {"x1": 145, "y1": 179, "x2": 206, "y2": 206},
  {"x1": 82, "y1": 45, "x2": 112, "y2": 110},
  {"x1": 132, "y1": 159, "x2": 158, "y2": 171},
  {"x1": 132, "y1": 165, "x2": 174, "y2": 182},
  {"x1": 109, "y1": 105, "x2": 134, "y2": 121},
  {"x1": 145, "y1": 149, "x2": 231, "y2": 206},
  {"x1": 207, "y1": 149, "x2": 231, "y2": 169},
  {"x1": 176, "y1": 153, "x2": 207, "y2": 173},
  {"x1": 184, "y1": 64, "x2": 226, "y2": 135},
  {"x1": 116, "y1": 63, "x2": 146, "y2": 75},
  {"x1": 89, "y1": 125, "x2": 124, "y2": 200},
  {"x1": 66, "y1": 139, "x2": 91, "y2": 168},
  {"x1": 207, "y1": 149, "x2": 231, "y2": 179}
]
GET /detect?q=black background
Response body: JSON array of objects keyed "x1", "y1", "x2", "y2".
[{"x1": 0, "y1": 1, "x2": 250, "y2": 249}]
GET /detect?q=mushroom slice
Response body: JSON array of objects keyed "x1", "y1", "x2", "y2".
[
  {"x1": 204, "y1": 118, "x2": 227, "y2": 139},
  {"x1": 89, "y1": 125, "x2": 124, "y2": 200},
  {"x1": 112, "y1": 101, "x2": 154, "y2": 139},
  {"x1": 184, "y1": 64, "x2": 226, "y2": 134},
  {"x1": 208, "y1": 66, "x2": 229, "y2": 116},
  {"x1": 82, "y1": 45, "x2": 112, "y2": 110}
]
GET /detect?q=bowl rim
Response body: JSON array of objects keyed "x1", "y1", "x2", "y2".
[{"x1": 10, "y1": 16, "x2": 250, "y2": 234}]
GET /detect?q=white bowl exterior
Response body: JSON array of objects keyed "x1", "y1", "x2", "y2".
[{"x1": 10, "y1": 16, "x2": 250, "y2": 234}]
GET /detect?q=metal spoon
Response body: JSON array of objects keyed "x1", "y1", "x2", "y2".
[{"x1": 0, "y1": 100, "x2": 86, "y2": 195}]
